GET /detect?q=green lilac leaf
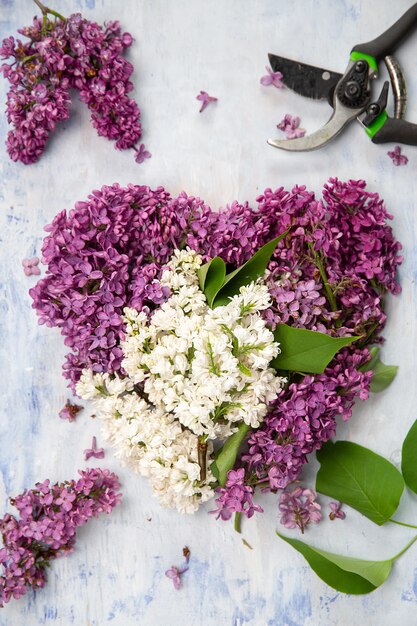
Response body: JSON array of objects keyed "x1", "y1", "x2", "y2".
[
  {"x1": 271, "y1": 325, "x2": 358, "y2": 374},
  {"x1": 197, "y1": 256, "x2": 227, "y2": 306},
  {"x1": 210, "y1": 423, "x2": 250, "y2": 486},
  {"x1": 277, "y1": 533, "x2": 393, "y2": 594},
  {"x1": 359, "y1": 346, "x2": 398, "y2": 392},
  {"x1": 402, "y1": 419, "x2": 417, "y2": 495},
  {"x1": 212, "y1": 232, "x2": 288, "y2": 308},
  {"x1": 316, "y1": 441, "x2": 404, "y2": 525}
]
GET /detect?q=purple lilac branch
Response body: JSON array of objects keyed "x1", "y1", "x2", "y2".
[
  {"x1": 0, "y1": 8, "x2": 141, "y2": 164},
  {"x1": 0, "y1": 469, "x2": 121, "y2": 606}
]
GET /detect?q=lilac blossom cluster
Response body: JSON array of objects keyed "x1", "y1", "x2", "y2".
[
  {"x1": 0, "y1": 468, "x2": 121, "y2": 606},
  {"x1": 210, "y1": 469, "x2": 263, "y2": 521},
  {"x1": 30, "y1": 179, "x2": 402, "y2": 525},
  {"x1": 0, "y1": 2, "x2": 141, "y2": 164},
  {"x1": 215, "y1": 179, "x2": 402, "y2": 523},
  {"x1": 279, "y1": 487, "x2": 322, "y2": 533},
  {"x1": 30, "y1": 183, "x2": 276, "y2": 390}
]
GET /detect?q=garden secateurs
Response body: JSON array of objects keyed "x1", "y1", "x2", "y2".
[{"x1": 268, "y1": 3, "x2": 417, "y2": 151}]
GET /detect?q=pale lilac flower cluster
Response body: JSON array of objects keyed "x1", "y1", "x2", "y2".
[
  {"x1": 0, "y1": 7, "x2": 141, "y2": 164},
  {"x1": 210, "y1": 469, "x2": 263, "y2": 521},
  {"x1": 279, "y1": 486, "x2": 322, "y2": 533},
  {"x1": 0, "y1": 469, "x2": 121, "y2": 606}
]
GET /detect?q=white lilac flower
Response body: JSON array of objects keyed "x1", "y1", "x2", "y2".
[{"x1": 76, "y1": 249, "x2": 286, "y2": 514}]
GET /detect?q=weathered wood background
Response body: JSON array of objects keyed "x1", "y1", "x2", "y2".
[{"x1": 1, "y1": 0, "x2": 417, "y2": 624}]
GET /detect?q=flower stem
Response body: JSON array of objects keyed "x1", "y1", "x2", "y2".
[
  {"x1": 311, "y1": 249, "x2": 337, "y2": 312},
  {"x1": 389, "y1": 518, "x2": 417, "y2": 530},
  {"x1": 21, "y1": 53, "x2": 39, "y2": 65},
  {"x1": 234, "y1": 512, "x2": 242, "y2": 533},
  {"x1": 197, "y1": 437, "x2": 208, "y2": 482},
  {"x1": 33, "y1": 0, "x2": 66, "y2": 22},
  {"x1": 392, "y1": 534, "x2": 417, "y2": 561}
]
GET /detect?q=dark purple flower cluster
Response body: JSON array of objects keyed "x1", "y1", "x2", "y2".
[
  {"x1": 30, "y1": 185, "x2": 209, "y2": 389},
  {"x1": 0, "y1": 3, "x2": 141, "y2": 164},
  {"x1": 0, "y1": 468, "x2": 121, "y2": 606}
]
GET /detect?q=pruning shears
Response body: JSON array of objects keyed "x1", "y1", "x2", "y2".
[{"x1": 268, "y1": 3, "x2": 417, "y2": 151}]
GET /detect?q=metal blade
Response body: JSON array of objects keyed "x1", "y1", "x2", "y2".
[
  {"x1": 267, "y1": 98, "x2": 364, "y2": 151},
  {"x1": 268, "y1": 53, "x2": 342, "y2": 102}
]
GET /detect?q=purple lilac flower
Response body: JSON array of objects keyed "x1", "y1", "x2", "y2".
[
  {"x1": 22, "y1": 257, "x2": 40, "y2": 276},
  {"x1": 279, "y1": 486, "x2": 322, "y2": 533},
  {"x1": 0, "y1": 9, "x2": 141, "y2": 164},
  {"x1": 0, "y1": 469, "x2": 121, "y2": 606},
  {"x1": 260, "y1": 66, "x2": 284, "y2": 88},
  {"x1": 210, "y1": 469, "x2": 263, "y2": 521},
  {"x1": 277, "y1": 114, "x2": 306, "y2": 139},
  {"x1": 165, "y1": 565, "x2": 188, "y2": 590},
  {"x1": 59, "y1": 400, "x2": 83, "y2": 422},
  {"x1": 329, "y1": 501, "x2": 346, "y2": 520},
  {"x1": 196, "y1": 90, "x2": 218, "y2": 113},
  {"x1": 84, "y1": 436, "x2": 105, "y2": 460},
  {"x1": 134, "y1": 143, "x2": 151, "y2": 164},
  {"x1": 387, "y1": 145, "x2": 408, "y2": 166}
]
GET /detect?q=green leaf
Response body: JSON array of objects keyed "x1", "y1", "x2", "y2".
[
  {"x1": 316, "y1": 441, "x2": 404, "y2": 525},
  {"x1": 359, "y1": 346, "x2": 398, "y2": 392},
  {"x1": 271, "y1": 325, "x2": 358, "y2": 374},
  {"x1": 277, "y1": 533, "x2": 393, "y2": 594},
  {"x1": 197, "y1": 256, "x2": 226, "y2": 307},
  {"x1": 212, "y1": 232, "x2": 287, "y2": 307},
  {"x1": 402, "y1": 419, "x2": 417, "y2": 494},
  {"x1": 211, "y1": 423, "x2": 250, "y2": 486}
]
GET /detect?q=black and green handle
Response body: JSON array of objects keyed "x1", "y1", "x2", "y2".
[{"x1": 352, "y1": 3, "x2": 417, "y2": 65}]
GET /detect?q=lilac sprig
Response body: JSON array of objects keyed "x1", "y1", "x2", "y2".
[
  {"x1": 0, "y1": 3, "x2": 141, "y2": 164},
  {"x1": 0, "y1": 468, "x2": 121, "y2": 606},
  {"x1": 210, "y1": 469, "x2": 263, "y2": 521}
]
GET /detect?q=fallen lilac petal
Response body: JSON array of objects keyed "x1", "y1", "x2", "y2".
[
  {"x1": 277, "y1": 114, "x2": 306, "y2": 139},
  {"x1": 22, "y1": 257, "x2": 40, "y2": 276},
  {"x1": 165, "y1": 565, "x2": 188, "y2": 590},
  {"x1": 329, "y1": 501, "x2": 346, "y2": 520},
  {"x1": 260, "y1": 66, "x2": 284, "y2": 89},
  {"x1": 84, "y1": 436, "x2": 105, "y2": 461},
  {"x1": 134, "y1": 143, "x2": 151, "y2": 164},
  {"x1": 59, "y1": 400, "x2": 83, "y2": 422},
  {"x1": 387, "y1": 145, "x2": 408, "y2": 166},
  {"x1": 196, "y1": 90, "x2": 218, "y2": 113}
]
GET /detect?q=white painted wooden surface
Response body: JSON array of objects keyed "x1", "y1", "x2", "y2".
[{"x1": 1, "y1": 1, "x2": 417, "y2": 624}]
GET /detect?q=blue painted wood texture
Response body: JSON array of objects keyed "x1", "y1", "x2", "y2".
[{"x1": 1, "y1": 1, "x2": 417, "y2": 624}]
